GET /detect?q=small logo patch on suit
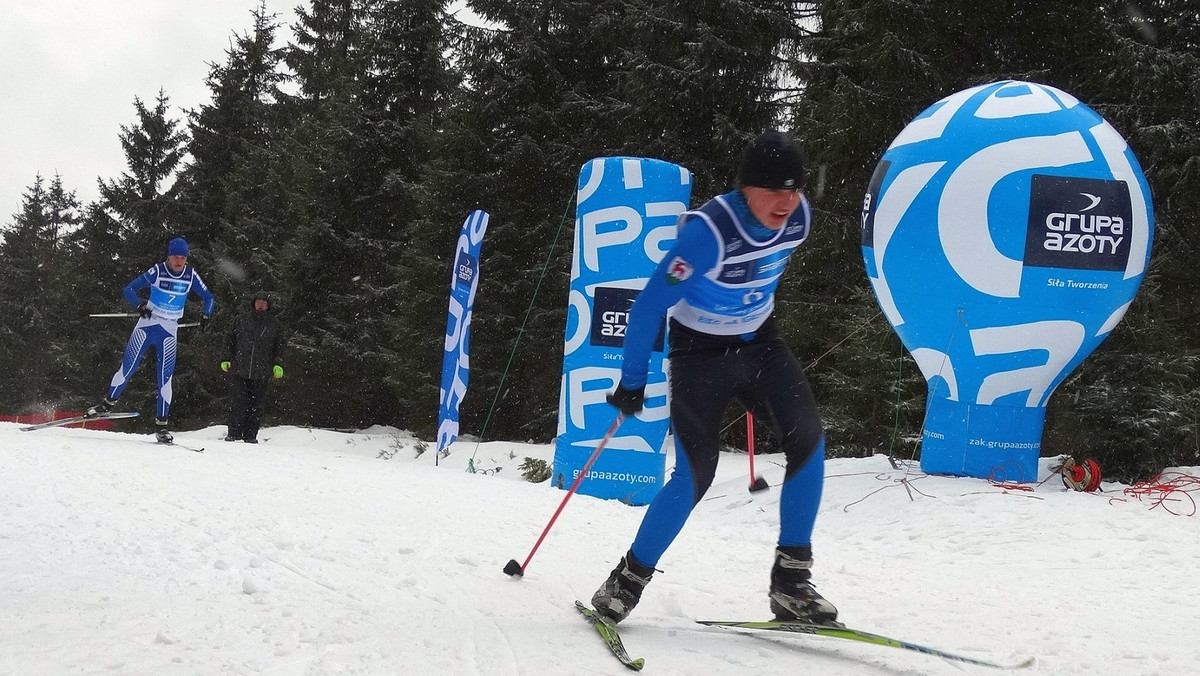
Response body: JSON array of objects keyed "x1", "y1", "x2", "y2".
[{"x1": 666, "y1": 257, "x2": 693, "y2": 285}]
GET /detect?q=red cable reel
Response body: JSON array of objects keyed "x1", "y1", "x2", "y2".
[{"x1": 1060, "y1": 458, "x2": 1102, "y2": 492}]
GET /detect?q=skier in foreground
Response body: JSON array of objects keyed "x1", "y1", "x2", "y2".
[
  {"x1": 86, "y1": 237, "x2": 215, "y2": 443},
  {"x1": 591, "y1": 131, "x2": 838, "y2": 626}
]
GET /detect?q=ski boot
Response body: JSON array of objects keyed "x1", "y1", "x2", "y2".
[
  {"x1": 85, "y1": 397, "x2": 117, "y2": 419},
  {"x1": 155, "y1": 418, "x2": 173, "y2": 444},
  {"x1": 768, "y1": 546, "x2": 840, "y2": 626},
  {"x1": 591, "y1": 550, "x2": 654, "y2": 624}
]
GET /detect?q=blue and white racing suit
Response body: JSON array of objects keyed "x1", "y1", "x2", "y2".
[
  {"x1": 106, "y1": 262, "x2": 215, "y2": 420},
  {"x1": 618, "y1": 189, "x2": 826, "y2": 568}
]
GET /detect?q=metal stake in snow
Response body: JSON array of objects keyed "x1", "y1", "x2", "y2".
[{"x1": 504, "y1": 414, "x2": 625, "y2": 577}]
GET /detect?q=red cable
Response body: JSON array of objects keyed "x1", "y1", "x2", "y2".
[{"x1": 1122, "y1": 472, "x2": 1200, "y2": 516}]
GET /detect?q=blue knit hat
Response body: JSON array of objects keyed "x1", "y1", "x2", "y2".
[{"x1": 167, "y1": 237, "x2": 189, "y2": 257}]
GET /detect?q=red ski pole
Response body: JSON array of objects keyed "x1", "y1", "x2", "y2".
[
  {"x1": 747, "y1": 412, "x2": 769, "y2": 493},
  {"x1": 504, "y1": 414, "x2": 625, "y2": 577}
]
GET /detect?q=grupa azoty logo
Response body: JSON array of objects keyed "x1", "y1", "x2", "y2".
[{"x1": 861, "y1": 81, "x2": 1154, "y2": 481}]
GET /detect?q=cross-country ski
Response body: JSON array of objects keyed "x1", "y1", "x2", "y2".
[
  {"x1": 154, "y1": 439, "x2": 205, "y2": 453},
  {"x1": 20, "y1": 411, "x2": 139, "y2": 432},
  {"x1": 697, "y1": 619, "x2": 1035, "y2": 670},
  {"x1": 575, "y1": 600, "x2": 644, "y2": 670}
]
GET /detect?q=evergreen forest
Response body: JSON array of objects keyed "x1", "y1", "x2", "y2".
[{"x1": 2, "y1": 1, "x2": 1197, "y2": 482}]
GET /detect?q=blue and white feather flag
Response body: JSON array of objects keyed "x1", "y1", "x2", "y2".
[{"x1": 436, "y1": 210, "x2": 489, "y2": 456}]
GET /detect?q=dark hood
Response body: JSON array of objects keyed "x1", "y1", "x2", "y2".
[{"x1": 250, "y1": 291, "x2": 273, "y2": 312}]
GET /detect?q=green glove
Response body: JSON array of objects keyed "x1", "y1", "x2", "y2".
[
  {"x1": 273, "y1": 364, "x2": 284, "y2": 379},
  {"x1": 220, "y1": 361, "x2": 231, "y2": 372}
]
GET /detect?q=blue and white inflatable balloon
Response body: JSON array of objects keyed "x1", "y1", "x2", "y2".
[{"x1": 861, "y1": 81, "x2": 1154, "y2": 481}]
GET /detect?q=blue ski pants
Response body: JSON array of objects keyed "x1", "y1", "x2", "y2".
[{"x1": 106, "y1": 317, "x2": 179, "y2": 421}]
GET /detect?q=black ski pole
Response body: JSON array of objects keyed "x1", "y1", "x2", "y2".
[
  {"x1": 504, "y1": 414, "x2": 625, "y2": 577},
  {"x1": 90, "y1": 313, "x2": 199, "y2": 328},
  {"x1": 747, "y1": 412, "x2": 769, "y2": 493}
]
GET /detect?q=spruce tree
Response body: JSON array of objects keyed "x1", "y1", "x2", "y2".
[
  {"x1": 59, "y1": 203, "x2": 130, "y2": 410},
  {"x1": 790, "y1": 0, "x2": 1200, "y2": 476},
  {"x1": 445, "y1": 1, "x2": 646, "y2": 441},
  {"x1": 97, "y1": 90, "x2": 189, "y2": 261},
  {"x1": 278, "y1": 0, "x2": 453, "y2": 428},
  {"x1": 442, "y1": 0, "x2": 807, "y2": 441},
  {"x1": 785, "y1": 0, "x2": 952, "y2": 458},
  {"x1": 362, "y1": 0, "x2": 458, "y2": 432},
  {"x1": 174, "y1": 3, "x2": 293, "y2": 427},
  {"x1": 87, "y1": 90, "x2": 205, "y2": 426},
  {"x1": 1040, "y1": 1, "x2": 1200, "y2": 477},
  {"x1": 0, "y1": 175, "x2": 78, "y2": 411},
  {"x1": 177, "y1": 1, "x2": 291, "y2": 288}
]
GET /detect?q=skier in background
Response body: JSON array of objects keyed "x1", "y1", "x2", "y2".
[
  {"x1": 591, "y1": 131, "x2": 839, "y2": 626},
  {"x1": 86, "y1": 237, "x2": 215, "y2": 443},
  {"x1": 221, "y1": 290, "x2": 287, "y2": 444}
]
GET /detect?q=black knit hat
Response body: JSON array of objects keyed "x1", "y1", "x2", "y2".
[{"x1": 736, "y1": 131, "x2": 807, "y2": 189}]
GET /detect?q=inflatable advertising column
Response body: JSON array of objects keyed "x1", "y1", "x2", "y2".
[
  {"x1": 861, "y1": 81, "x2": 1154, "y2": 481},
  {"x1": 555, "y1": 157, "x2": 692, "y2": 505}
]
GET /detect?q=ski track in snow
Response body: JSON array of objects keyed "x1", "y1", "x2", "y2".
[{"x1": 1, "y1": 422, "x2": 1198, "y2": 675}]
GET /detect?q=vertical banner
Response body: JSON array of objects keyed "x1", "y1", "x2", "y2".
[
  {"x1": 554, "y1": 157, "x2": 692, "y2": 505},
  {"x1": 437, "y1": 210, "x2": 490, "y2": 456}
]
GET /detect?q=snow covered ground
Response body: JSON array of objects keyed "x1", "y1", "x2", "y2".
[{"x1": 1, "y1": 420, "x2": 1197, "y2": 675}]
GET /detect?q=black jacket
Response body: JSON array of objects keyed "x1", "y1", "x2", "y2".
[{"x1": 226, "y1": 296, "x2": 287, "y2": 381}]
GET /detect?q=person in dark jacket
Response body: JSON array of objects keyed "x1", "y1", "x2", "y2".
[{"x1": 221, "y1": 291, "x2": 287, "y2": 443}]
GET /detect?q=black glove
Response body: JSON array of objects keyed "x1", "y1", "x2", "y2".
[
  {"x1": 200, "y1": 315, "x2": 211, "y2": 331},
  {"x1": 606, "y1": 382, "x2": 646, "y2": 416},
  {"x1": 137, "y1": 302, "x2": 153, "y2": 319}
]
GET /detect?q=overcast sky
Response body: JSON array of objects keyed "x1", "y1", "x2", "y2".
[{"x1": 0, "y1": 0, "x2": 300, "y2": 224}]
